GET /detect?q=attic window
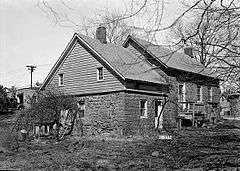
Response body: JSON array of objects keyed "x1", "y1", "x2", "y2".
[
  {"x1": 97, "y1": 67, "x2": 104, "y2": 81},
  {"x1": 58, "y1": 74, "x2": 64, "y2": 86}
]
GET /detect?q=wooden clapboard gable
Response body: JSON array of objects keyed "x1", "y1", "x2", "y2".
[{"x1": 45, "y1": 37, "x2": 125, "y2": 95}]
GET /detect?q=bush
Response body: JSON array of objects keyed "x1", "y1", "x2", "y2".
[{"x1": 0, "y1": 128, "x2": 19, "y2": 153}]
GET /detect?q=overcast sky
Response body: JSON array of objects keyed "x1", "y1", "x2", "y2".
[{"x1": 0, "y1": 0, "x2": 183, "y2": 88}]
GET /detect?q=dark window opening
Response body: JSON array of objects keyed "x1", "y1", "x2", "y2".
[
  {"x1": 97, "y1": 67, "x2": 104, "y2": 80},
  {"x1": 77, "y1": 101, "x2": 85, "y2": 118},
  {"x1": 59, "y1": 74, "x2": 64, "y2": 86},
  {"x1": 140, "y1": 100, "x2": 147, "y2": 118},
  {"x1": 197, "y1": 85, "x2": 202, "y2": 101}
]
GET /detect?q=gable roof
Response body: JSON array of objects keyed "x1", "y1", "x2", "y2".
[
  {"x1": 40, "y1": 33, "x2": 167, "y2": 90},
  {"x1": 124, "y1": 35, "x2": 218, "y2": 79}
]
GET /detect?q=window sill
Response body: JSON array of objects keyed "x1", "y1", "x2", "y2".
[
  {"x1": 59, "y1": 85, "x2": 64, "y2": 87},
  {"x1": 140, "y1": 116, "x2": 148, "y2": 119},
  {"x1": 97, "y1": 79, "x2": 104, "y2": 82}
]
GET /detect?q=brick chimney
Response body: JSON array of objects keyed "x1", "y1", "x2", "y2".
[{"x1": 96, "y1": 26, "x2": 107, "y2": 44}]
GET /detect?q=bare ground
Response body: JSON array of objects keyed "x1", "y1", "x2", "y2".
[{"x1": 0, "y1": 113, "x2": 240, "y2": 170}]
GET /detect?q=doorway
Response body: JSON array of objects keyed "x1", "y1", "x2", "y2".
[{"x1": 155, "y1": 100, "x2": 163, "y2": 128}]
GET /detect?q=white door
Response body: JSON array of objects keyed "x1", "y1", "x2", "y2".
[{"x1": 155, "y1": 100, "x2": 163, "y2": 128}]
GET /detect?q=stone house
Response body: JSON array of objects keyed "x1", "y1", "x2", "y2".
[
  {"x1": 40, "y1": 27, "x2": 221, "y2": 136},
  {"x1": 123, "y1": 36, "x2": 221, "y2": 125}
]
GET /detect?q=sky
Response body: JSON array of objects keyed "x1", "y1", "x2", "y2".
[{"x1": 0, "y1": 0, "x2": 183, "y2": 88}]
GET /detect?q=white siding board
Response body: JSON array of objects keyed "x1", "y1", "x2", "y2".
[{"x1": 46, "y1": 41, "x2": 125, "y2": 95}]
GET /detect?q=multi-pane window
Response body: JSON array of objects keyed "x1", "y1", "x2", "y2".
[
  {"x1": 77, "y1": 101, "x2": 85, "y2": 118},
  {"x1": 178, "y1": 83, "x2": 185, "y2": 101},
  {"x1": 188, "y1": 103, "x2": 194, "y2": 110},
  {"x1": 197, "y1": 85, "x2": 202, "y2": 102},
  {"x1": 97, "y1": 67, "x2": 104, "y2": 80},
  {"x1": 207, "y1": 87, "x2": 212, "y2": 101},
  {"x1": 58, "y1": 74, "x2": 64, "y2": 86},
  {"x1": 140, "y1": 100, "x2": 147, "y2": 118}
]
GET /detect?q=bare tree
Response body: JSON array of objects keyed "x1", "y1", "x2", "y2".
[
  {"x1": 36, "y1": 0, "x2": 167, "y2": 43},
  {"x1": 169, "y1": 0, "x2": 240, "y2": 92}
]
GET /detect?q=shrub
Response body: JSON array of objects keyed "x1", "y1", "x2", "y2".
[{"x1": 0, "y1": 128, "x2": 19, "y2": 152}]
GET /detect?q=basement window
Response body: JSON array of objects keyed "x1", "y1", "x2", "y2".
[
  {"x1": 140, "y1": 100, "x2": 148, "y2": 118},
  {"x1": 97, "y1": 67, "x2": 104, "y2": 81},
  {"x1": 58, "y1": 74, "x2": 64, "y2": 86}
]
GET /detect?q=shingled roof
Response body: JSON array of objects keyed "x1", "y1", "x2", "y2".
[
  {"x1": 78, "y1": 34, "x2": 167, "y2": 85},
  {"x1": 124, "y1": 36, "x2": 217, "y2": 79},
  {"x1": 40, "y1": 33, "x2": 168, "y2": 90}
]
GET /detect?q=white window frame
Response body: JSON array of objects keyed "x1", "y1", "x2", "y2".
[
  {"x1": 97, "y1": 67, "x2": 104, "y2": 81},
  {"x1": 77, "y1": 101, "x2": 85, "y2": 118},
  {"x1": 140, "y1": 100, "x2": 148, "y2": 118},
  {"x1": 197, "y1": 85, "x2": 202, "y2": 102},
  {"x1": 58, "y1": 73, "x2": 64, "y2": 86},
  {"x1": 178, "y1": 83, "x2": 186, "y2": 102},
  {"x1": 207, "y1": 87, "x2": 213, "y2": 102}
]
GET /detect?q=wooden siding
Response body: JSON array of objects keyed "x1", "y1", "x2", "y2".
[{"x1": 46, "y1": 41, "x2": 125, "y2": 95}]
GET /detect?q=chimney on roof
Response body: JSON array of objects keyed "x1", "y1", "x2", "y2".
[
  {"x1": 96, "y1": 26, "x2": 107, "y2": 44},
  {"x1": 184, "y1": 47, "x2": 194, "y2": 58}
]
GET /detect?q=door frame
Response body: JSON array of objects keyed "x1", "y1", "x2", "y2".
[{"x1": 155, "y1": 100, "x2": 163, "y2": 129}]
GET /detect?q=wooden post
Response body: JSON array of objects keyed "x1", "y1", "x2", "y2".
[
  {"x1": 179, "y1": 118, "x2": 182, "y2": 130},
  {"x1": 192, "y1": 103, "x2": 195, "y2": 127},
  {"x1": 35, "y1": 126, "x2": 40, "y2": 141}
]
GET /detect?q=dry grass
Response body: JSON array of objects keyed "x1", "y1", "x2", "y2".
[{"x1": 0, "y1": 113, "x2": 240, "y2": 170}]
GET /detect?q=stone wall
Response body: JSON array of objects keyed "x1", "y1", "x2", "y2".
[
  {"x1": 71, "y1": 79, "x2": 221, "y2": 137},
  {"x1": 123, "y1": 92, "x2": 177, "y2": 135},
  {"x1": 72, "y1": 91, "x2": 177, "y2": 136},
  {"x1": 179, "y1": 81, "x2": 221, "y2": 120},
  {"x1": 229, "y1": 96, "x2": 240, "y2": 118},
  {"x1": 72, "y1": 92, "x2": 125, "y2": 136}
]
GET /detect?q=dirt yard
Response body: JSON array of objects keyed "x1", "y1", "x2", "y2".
[{"x1": 0, "y1": 113, "x2": 240, "y2": 170}]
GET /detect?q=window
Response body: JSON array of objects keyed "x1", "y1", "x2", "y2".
[
  {"x1": 140, "y1": 100, "x2": 147, "y2": 118},
  {"x1": 207, "y1": 87, "x2": 212, "y2": 101},
  {"x1": 77, "y1": 101, "x2": 85, "y2": 118},
  {"x1": 58, "y1": 74, "x2": 64, "y2": 86},
  {"x1": 188, "y1": 103, "x2": 194, "y2": 110},
  {"x1": 197, "y1": 85, "x2": 202, "y2": 102},
  {"x1": 178, "y1": 83, "x2": 185, "y2": 101},
  {"x1": 97, "y1": 67, "x2": 104, "y2": 80}
]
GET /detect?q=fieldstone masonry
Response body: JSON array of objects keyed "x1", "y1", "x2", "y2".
[
  {"x1": 72, "y1": 91, "x2": 178, "y2": 136},
  {"x1": 73, "y1": 92, "x2": 125, "y2": 136}
]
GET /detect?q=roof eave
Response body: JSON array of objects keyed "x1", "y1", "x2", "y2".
[{"x1": 125, "y1": 78, "x2": 169, "y2": 86}]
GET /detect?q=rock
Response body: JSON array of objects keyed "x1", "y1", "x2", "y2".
[
  {"x1": 0, "y1": 146, "x2": 8, "y2": 153},
  {"x1": 96, "y1": 159, "x2": 110, "y2": 167},
  {"x1": 96, "y1": 159, "x2": 115, "y2": 170},
  {"x1": 151, "y1": 151, "x2": 159, "y2": 157}
]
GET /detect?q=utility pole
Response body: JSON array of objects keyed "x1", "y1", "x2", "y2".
[{"x1": 26, "y1": 65, "x2": 36, "y2": 88}]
